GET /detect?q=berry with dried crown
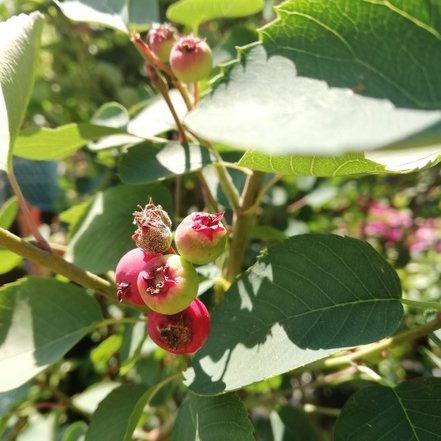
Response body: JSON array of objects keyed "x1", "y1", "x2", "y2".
[
  {"x1": 169, "y1": 35, "x2": 212, "y2": 83},
  {"x1": 132, "y1": 198, "x2": 172, "y2": 254},
  {"x1": 147, "y1": 23, "x2": 179, "y2": 63},
  {"x1": 137, "y1": 253, "x2": 198, "y2": 314},
  {"x1": 147, "y1": 299, "x2": 210, "y2": 354},
  {"x1": 115, "y1": 248, "x2": 159, "y2": 306},
  {"x1": 175, "y1": 211, "x2": 227, "y2": 265}
]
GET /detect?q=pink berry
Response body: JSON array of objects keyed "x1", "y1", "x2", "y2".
[
  {"x1": 147, "y1": 299, "x2": 210, "y2": 354},
  {"x1": 132, "y1": 199, "x2": 172, "y2": 254},
  {"x1": 175, "y1": 211, "x2": 227, "y2": 265},
  {"x1": 115, "y1": 248, "x2": 159, "y2": 306},
  {"x1": 147, "y1": 23, "x2": 178, "y2": 63},
  {"x1": 169, "y1": 35, "x2": 212, "y2": 83},
  {"x1": 137, "y1": 254, "x2": 198, "y2": 314}
]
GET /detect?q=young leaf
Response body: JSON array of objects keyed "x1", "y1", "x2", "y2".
[
  {"x1": 14, "y1": 124, "x2": 124, "y2": 160},
  {"x1": 0, "y1": 196, "x2": 18, "y2": 229},
  {"x1": 171, "y1": 393, "x2": 255, "y2": 441},
  {"x1": 0, "y1": 277, "x2": 102, "y2": 392},
  {"x1": 65, "y1": 183, "x2": 172, "y2": 274},
  {"x1": 0, "y1": 12, "x2": 44, "y2": 172},
  {"x1": 185, "y1": 0, "x2": 441, "y2": 156},
  {"x1": 184, "y1": 234, "x2": 403, "y2": 395},
  {"x1": 119, "y1": 142, "x2": 216, "y2": 184},
  {"x1": 167, "y1": 0, "x2": 264, "y2": 32},
  {"x1": 334, "y1": 378, "x2": 441, "y2": 441},
  {"x1": 53, "y1": 0, "x2": 159, "y2": 33}
]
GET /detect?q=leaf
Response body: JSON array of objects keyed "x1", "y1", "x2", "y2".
[
  {"x1": 167, "y1": 0, "x2": 264, "y2": 33},
  {"x1": 0, "y1": 12, "x2": 44, "y2": 172},
  {"x1": 0, "y1": 249, "x2": 22, "y2": 275},
  {"x1": 127, "y1": 90, "x2": 188, "y2": 139},
  {"x1": 184, "y1": 234, "x2": 403, "y2": 395},
  {"x1": 65, "y1": 183, "x2": 172, "y2": 273},
  {"x1": 17, "y1": 414, "x2": 56, "y2": 441},
  {"x1": 85, "y1": 381, "x2": 175, "y2": 441},
  {"x1": 0, "y1": 196, "x2": 18, "y2": 229},
  {"x1": 61, "y1": 421, "x2": 88, "y2": 441},
  {"x1": 0, "y1": 277, "x2": 102, "y2": 392},
  {"x1": 334, "y1": 378, "x2": 441, "y2": 441},
  {"x1": 185, "y1": 0, "x2": 441, "y2": 156},
  {"x1": 171, "y1": 393, "x2": 255, "y2": 441},
  {"x1": 91, "y1": 102, "x2": 129, "y2": 128},
  {"x1": 119, "y1": 142, "x2": 216, "y2": 184},
  {"x1": 14, "y1": 124, "x2": 123, "y2": 160},
  {"x1": 72, "y1": 383, "x2": 120, "y2": 414},
  {"x1": 54, "y1": 0, "x2": 159, "y2": 33},
  {"x1": 90, "y1": 335, "x2": 122, "y2": 373}
]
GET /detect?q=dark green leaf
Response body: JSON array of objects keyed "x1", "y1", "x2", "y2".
[
  {"x1": 65, "y1": 183, "x2": 172, "y2": 273},
  {"x1": 119, "y1": 142, "x2": 215, "y2": 184},
  {"x1": 0, "y1": 12, "x2": 44, "y2": 171},
  {"x1": 0, "y1": 277, "x2": 102, "y2": 392},
  {"x1": 334, "y1": 378, "x2": 441, "y2": 441},
  {"x1": 167, "y1": 0, "x2": 264, "y2": 32},
  {"x1": 14, "y1": 124, "x2": 123, "y2": 160},
  {"x1": 185, "y1": 0, "x2": 441, "y2": 156},
  {"x1": 61, "y1": 421, "x2": 88, "y2": 441},
  {"x1": 185, "y1": 234, "x2": 403, "y2": 395},
  {"x1": 171, "y1": 393, "x2": 255, "y2": 441}
]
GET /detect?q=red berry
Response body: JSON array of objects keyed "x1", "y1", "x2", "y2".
[
  {"x1": 147, "y1": 23, "x2": 178, "y2": 63},
  {"x1": 147, "y1": 299, "x2": 210, "y2": 354},
  {"x1": 115, "y1": 248, "x2": 159, "y2": 306},
  {"x1": 169, "y1": 35, "x2": 212, "y2": 83},
  {"x1": 137, "y1": 254, "x2": 198, "y2": 314},
  {"x1": 175, "y1": 211, "x2": 227, "y2": 265},
  {"x1": 132, "y1": 199, "x2": 172, "y2": 254}
]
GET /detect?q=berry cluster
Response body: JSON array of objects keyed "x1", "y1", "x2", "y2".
[
  {"x1": 146, "y1": 23, "x2": 213, "y2": 83},
  {"x1": 115, "y1": 199, "x2": 227, "y2": 354}
]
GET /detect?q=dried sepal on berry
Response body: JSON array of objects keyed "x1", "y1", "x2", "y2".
[
  {"x1": 132, "y1": 198, "x2": 172, "y2": 254},
  {"x1": 147, "y1": 22, "x2": 179, "y2": 63}
]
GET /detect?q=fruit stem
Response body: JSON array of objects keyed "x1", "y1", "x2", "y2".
[
  {"x1": 0, "y1": 226, "x2": 117, "y2": 301},
  {"x1": 242, "y1": 174, "x2": 284, "y2": 215},
  {"x1": 8, "y1": 171, "x2": 50, "y2": 250},
  {"x1": 223, "y1": 171, "x2": 265, "y2": 285},
  {"x1": 193, "y1": 81, "x2": 199, "y2": 106},
  {"x1": 400, "y1": 298, "x2": 441, "y2": 311}
]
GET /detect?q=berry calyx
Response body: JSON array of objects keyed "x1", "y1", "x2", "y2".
[
  {"x1": 132, "y1": 198, "x2": 172, "y2": 254},
  {"x1": 115, "y1": 248, "x2": 159, "y2": 306},
  {"x1": 137, "y1": 254, "x2": 198, "y2": 314},
  {"x1": 175, "y1": 211, "x2": 227, "y2": 265},
  {"x1": 169, "y1": 35, "x2": 212, "y2": 83},
  {"x1": 147, "y1": 299, "x2": 210, "y2": 354},
  {"x1": 147, "y1": 23, "x2": 179, "y2": 63}
]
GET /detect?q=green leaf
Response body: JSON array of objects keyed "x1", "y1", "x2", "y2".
[
  {"x1": 0, "y1": 249, "x2": 22, "y2": 275},
  {"x1": 54, "y1": 0, "x2": 159, "y2": 33},
  {"x1": 171, "y1": 393, "x2": 255, "y2": 441},
  {"x1": 119, "y1": 142, "x2": 215, "y2": 184},
  {"x1": 184, "y1": 234, "x2": 403, "y2": 395},
  {"x1": 61, "y1": 421, "x2": 88, "y2": 441},
  {"x1": 0, "y1": 12, "x2": 44, "y2": 172},
  {"x1": 65, "y1": 183, "x2": 172, "y2": 273},
  {"x1": 167, "y1": 0, "x2": 264, "y2": 32},
  {"x1": 0, "y1": 277, "x2": 102, "y2": 392},
  {"x1": 91, "y1": 102, "x2": 129, "y2": 129},
  {"x1": 14, "y1": 124, "x2": 123, "y2": 160},
  {"x1": 72, "y1": 383, "x2": 120, "y2": 414},
  {"x1": 90, "y1": 335, "x2": 122, "y2": 373},
  {"x1": 85, "y1": 380, "x2": 176, "y2": 441},
  {"x1": 185, "y1": 0, "x2": 441, "y2": 156},
  {"x1": 239, "y1": 149, "x2": 441, "y2": 176},
  {"x1": 0, "y1": 196, "x2": 18, "y2": 229},
  {"x1": 270, "y1": 406, "x2": 325, "y2": 441},
  {"x1": 334, "y1": 378, "x2": 441, "y2": 441}
]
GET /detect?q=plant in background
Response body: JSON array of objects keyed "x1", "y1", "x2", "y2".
[{"x1": 0, "y1": 0, "x2": 441, "y2": 440}]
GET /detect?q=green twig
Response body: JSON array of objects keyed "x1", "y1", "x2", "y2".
[
  {"x1": 400, "y1": 298, "x2": 441, "y2": 311},
  {"x1": 0, "y1": 226, "x2": 116, "y2": 300}
]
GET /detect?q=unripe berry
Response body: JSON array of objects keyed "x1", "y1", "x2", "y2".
[
  {"x1": 169, "y1": 35, "x2": 212, "y2": 83},
  {"x1": 115, "y1": 248, "x2": 159, "y2": 306},
  {"x1": 132, "y1": 198, "x2": 172, "y2": 254},
  {"x1": 147, "y1": 299, "x2": 210, "y2": 354},
  {"x1": 137, "y1": 253, "x2": 198, "y2": 314},
  {"x1": 175, "y1": 211, "x2": 227, "y2": 265},
  {"x1": 147, "y1": 23, "x2": 178, "y2": 63}
]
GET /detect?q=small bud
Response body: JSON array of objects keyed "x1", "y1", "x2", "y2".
[
  {"x1": 147, "y1": 23, "x2": 179, "y2": 62},
  {"x1": 169, "y1": 34, "x2": 212, "y2": 83}
]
